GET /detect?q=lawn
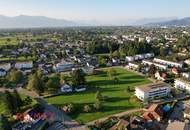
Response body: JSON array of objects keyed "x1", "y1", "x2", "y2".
[{"x1": 46, "y1": 67, "x2": 152, "y2": 123}]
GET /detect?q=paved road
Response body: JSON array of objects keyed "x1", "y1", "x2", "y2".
[{"x1": 87, "y1": 108, "x2": 143, "y2": 125}]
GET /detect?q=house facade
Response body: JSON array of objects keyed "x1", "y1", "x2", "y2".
[
  {"x1": 0, "y1": 69, "x2": 6, "y2": 77},
  {"x1": 135, "y1": 82, "x2": 171, "y2": 101},
  {"x1": 142, "y1": 60, "x2": 168, "y2": 70},
  {"x1": 0, "y1": 63, "x2": 11, "y2": 71},
  {"x1": 15, "y1": 61, "x2": 33, "y2": 69},
  {"x1": 126, "y1": 53, "x2": 154, "y2": 62},
  {"x1": 153, "y1": 58, "x2": 183, "y2": 68},
  {"x1": 54, "y1": 62, "x2": 75, "y2": 73},
  {"x1": 174, "y1": 78, "x2": 190, "y2": 93}
]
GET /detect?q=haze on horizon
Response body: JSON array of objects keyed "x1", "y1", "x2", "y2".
[{"x1": 0, "y1": 0, "x2": 190, "y2": 25}]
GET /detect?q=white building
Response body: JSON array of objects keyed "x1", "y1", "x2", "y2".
[
  {"x1": 0, "y1": 63, "x2": 11, "y2": 71},
  {"x1": 153, "y1": 58, "x2": 183, "y2": 68},
  {"x1": 142, "y1": 60, "x2": 168, "y2": 70},
  {"x1": 0, "y1": 69, "x2": 6, "y2": 77},
  {"x1": 54, "y1": 61, "x2": 75, "y2": 73},
  {"x1": 126, "y1": 62, "x2": 139, "y2": 70},
  {"x1": 135, "y1": 82, "x2": 171, "y2": 101},
  {"x1": 126, "y1": 53, "x2": 154, "y2": 62},
  {"x1": 174, "y1": 78, "x2": 190, "y2": 93},
  {"x1": 15, "y1": 61, "x2": 33, "y2": 69},
  {"x1": 126, "y1": 56, "x2": 135, "y2": 62}
]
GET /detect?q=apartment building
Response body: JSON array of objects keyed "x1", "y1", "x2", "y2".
[{"x1": 135, "y1": 82, "x2": 171, "y2": 101}]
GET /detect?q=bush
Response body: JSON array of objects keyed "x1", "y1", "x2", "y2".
[
  {"x1": 62, "y1": 103, "x2": 75, "y2": 114},
  {"x1": 94, "y1": 99, "x2": 102, "y2": 111},
  {"x1": 83, "y1": 105, "x2": 91, "y2": 113}
]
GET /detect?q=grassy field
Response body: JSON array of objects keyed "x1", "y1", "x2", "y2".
[
  {"x1": 0, "y1": 34, "x2": 60, "y2": 45},
  {"x1": 46, "y1": 67, "x2": 152, "y2": 123},
  {"x1": 0, "y1": 56, "x2": 36, "y2": 61}
]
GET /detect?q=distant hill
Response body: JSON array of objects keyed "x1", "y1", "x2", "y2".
[
  {"x1": 146, "y1": 17, "x2": 190, "y2": 27},
  {"x1": 130, "y1": 17, "x2": 177, "y2": 26},
  {"x1": 0, "y1": 15, "x2": 77, "y2": 28}
]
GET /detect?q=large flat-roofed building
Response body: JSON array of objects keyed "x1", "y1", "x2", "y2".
[
  {"x1": 126, "y1": 53, "x2": 154, "y2": 62},
  {"x1": 142, "y1": 60, "x2": 168, "y2": 70},
  {"x1": 153, "y1": 58, "x2": 183, "y2": 68},
  {"x1": 135, "y1": 82, "x2": 171, "y2": 101},
  {"x1": 174, "y1": 78, "x2": 190, "y2": 93},
  {"x1": 15, "y1": 61, "x2": 33, "y2": 69}
]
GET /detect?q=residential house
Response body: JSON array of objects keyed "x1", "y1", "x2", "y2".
[
  {"x1": 142, "y1": 60, "x2": 168, "y2": 70},
  {"x1": 143, "y1": 104, "x2": 163, "y2": 121},
  {"x1": 184, "y1": 106, "x2": 190, "y2": 120},
  {"x1": 155, "y1": 71, "x2": 167, "y2": 81},
  {"x1": 126, "y1": 56, "x2": 135, "y2": 62},
  {"x1": 185, "y1": 59, "x2": 190, "y2": 65},
  {"x1": 23, "y1": 107, "x2": 44, "y2": 124},
  {"x1": 0, "y1": 63, "x2": 11, "y2": 71},
  {"x1": 174, "y1": 78, "x2": 190, "y2": 93},
  {"x1": 135, "y1": 82, "x2": 171, "y2": 101},
  {"x1": 82, "y1": 66, "x2": 94, "y2": 74},
  {"x1": 0, "y1": 69, "x2": 6, "y2": 77},
  {"x1": 171, "y1": 67, "x2": 179, "y2": 75},
  {"x1": 182, "y1": 72, "x2": 190, "y2": 79},
  {"x1": 110, "y1": 119, "x2": 130, "y2": 130},
  {"x1": 126, "y1": 62, "x2": 139, "y2": 70},
  {"x1": 15, "y1": 61, "x2": 33, "y2": 69},
  {"x1": 53, "y1": 61, "x2": 75, "y2": 73},
  {"x1": 153, "y1": 58, "x2": 183, "y2": 68},
  {"x1": 126, "y1": 53, "x2": 154, "y2": 62}
]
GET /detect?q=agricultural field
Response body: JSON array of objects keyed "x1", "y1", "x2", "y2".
[{"x1": 46, "y1": 67, "x2": 152, "y2": 123}]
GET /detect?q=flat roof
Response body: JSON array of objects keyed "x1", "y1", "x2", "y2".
[{"x1": 136, "y1": 82, "x2": 170, "y2": 92}]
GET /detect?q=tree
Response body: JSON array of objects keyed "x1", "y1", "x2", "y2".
[
  {"x1": 4, "y1": 91, "x2": 15, "y2": 114},
  {"x1": 160, "y1": 47, "x2": 166, "y2": 57},
  {"x1": 83, "y1": 105, "x2": 91, "y2": 113},
  {"x1": 107, "y1": 68, "x2": 118, "y2": 83},
  {"x1": 7, "y1": 70, "x2": 23, "y2": 84},
  {"x1": 148, "y1": 64, "x2": 157, "y2": 77},
  {"x1": 95, "y1": 91, "x2": 103, "y2": 101},
  {"x1": 71, "y1": 69, "x2": 86, "y2": 87},
  {"x1": 112, "y1": 50, "x2": 120, "y2": 58},
  {"x1": 13, "y1": 89, "x2": 23, "y2": 111},
  {"x1": 98, "y1": 55, "x2": 107, "y2": 66},
  {"x1": 86, "y1": 42, "x2": 96, "y2": 54},
  {"x1": 46, "y1": 77, "x2": 60, "y2": 93},
  {"x1": 27, "y1": 73, "x2": 44, "y2": 95},
  {"x1": 0, "y1": 115, "x2": 11, "y2": 130},
  {"x1": 94, "y1": 99, "x2": 102, "y2": 111}
]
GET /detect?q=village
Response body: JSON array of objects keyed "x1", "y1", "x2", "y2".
[{"x1": 0, "y1": 27, "x2": 190, "y2": 130}]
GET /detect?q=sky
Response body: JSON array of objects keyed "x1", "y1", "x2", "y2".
[{"x1": 0, "y1": 0, "x2": 190, "y2": 24}]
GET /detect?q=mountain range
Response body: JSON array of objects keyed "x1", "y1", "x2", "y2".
[
  {"x1": 0, "y1": 15, "x2": 76, "y2": 28},
  {"x1": 145, "y1": 17, "x2": 190, "y2": 27},
  {"x1": 0, "y1": 15, "x2": 190, "y2": 28}
]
